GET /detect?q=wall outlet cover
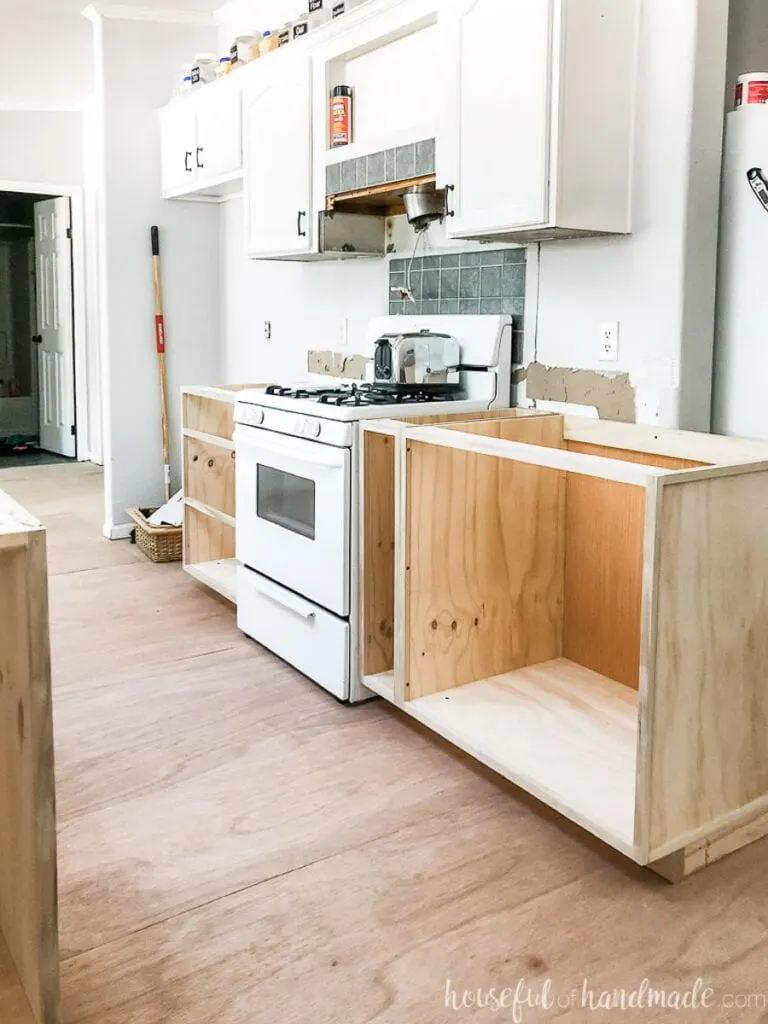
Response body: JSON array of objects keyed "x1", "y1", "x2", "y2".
[{"x1": 599, "y1": 322, "x2": 619, "y2": 361}]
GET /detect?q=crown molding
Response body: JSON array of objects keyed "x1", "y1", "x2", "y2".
[{"x1": 82, "y1": 4, "x2": 217, "y2": 26}]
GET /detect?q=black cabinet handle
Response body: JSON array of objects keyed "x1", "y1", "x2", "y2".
[
  {"x1": 32, "y1": 335, "x2": 42, "y2": 345},
  {"x1": 297, "y1": 210, "x2": 307, "y2": 237},
  {"x1": 196, "y1": 147, "x2": 204, "y2": 170},
  {"x1": 184, "y1": 151, "x2": 192, "y2": 172},
  {"x1": 446, "y1": 184, "x2": 456, "y2": 218}
]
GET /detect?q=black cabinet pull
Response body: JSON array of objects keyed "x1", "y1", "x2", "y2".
[
  {"x1": 446, "y1": 184, "x2": 456, "y2": 218},
  {"x1": 196, "y1": 147, "x2": 204, "y2": 170},
  {"x1": 32, "y1": 335, "x2": 42, "y2": 345},
  {"x1": 297, "y1": 210, "x2": 307, "y2": 237},
  {"x1": 184, "y1": 151, "x2": 192, "y2": 172}
]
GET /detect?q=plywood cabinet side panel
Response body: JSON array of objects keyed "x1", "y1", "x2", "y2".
[
  {"x1": 184, "y1": 437, "x2": 236, "y2": 518},
  {"x1": 184, "y1": 504, "x2": 235, "y2": 566},
  {"x1": 439, "y1": 416, "x2": 565, "y2": 446},
  {"x1": 182, "y1": 394, "x2": 234, "y2": 441},
  {"x1": 648, "y1": 472, "x2": 768, "y2": 855},
  {"x1": 406, "y1": 441, "x2": 566, "y2": 698},
  {"x1": 0, "y1": 528, "x2": 59, "y2": 1024},
  {"x1": 567, "y1": 441, "x2": 703, "y2": 471},
  {"x1": 363, "y1": 432, "x2": 395, "y2": 676},
  {"x1": 563, "y1": 476, "x2": 646, "y2": 690}
]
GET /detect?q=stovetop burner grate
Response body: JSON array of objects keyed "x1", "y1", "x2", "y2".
[{"x1": 265, "y1": 383, "x2": 462, "y2": 407}]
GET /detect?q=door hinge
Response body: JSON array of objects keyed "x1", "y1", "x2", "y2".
[
  {"x1": 70, "y1": 425, "x2": 76, "y2": 436},
  {"x1": 66, "y1": 227, "x2": 72, "y2": 239}
]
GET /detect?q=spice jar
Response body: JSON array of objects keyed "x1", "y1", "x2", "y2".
[
  {"x1": 308, "y1": 0, "x2": 332, "y2": 28},
  {"x1": 191, "y1": 54, "x2": 217, "y2": 87},
  {"x1": 330, "y1": 85, "x2": 353, "y2": 148},
  {"x1": 259, "y1": 30, "x2": 281, "y2": 56}
]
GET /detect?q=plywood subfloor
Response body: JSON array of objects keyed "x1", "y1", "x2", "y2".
[{"x1": 1, "y1": 462, "x2": 768, "y2": 1023}]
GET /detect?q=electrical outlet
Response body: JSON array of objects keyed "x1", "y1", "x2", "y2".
[
  {"x1": 264, "y1": 320, "x2": 272, "y2": 342},
  {"x1": 599, "y1": 322, "x2": 619, "y2": 361}
]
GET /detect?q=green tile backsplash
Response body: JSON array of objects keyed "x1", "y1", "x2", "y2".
[
  {"x1": 326, "y1": 138, "x2": 436, "y2": 196},
  {"x1": 389, "y1": 247, "x2": 526, "y2": 317}
]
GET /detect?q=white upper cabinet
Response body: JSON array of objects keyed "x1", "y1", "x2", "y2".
[
  {"x1": 160, "y1": 99, "x2": 197, "y2": 194},
  {"x1": 243, "y1": 54, "x2": 314, "y2": 259},
  {"x1": 159, "y1": 78, "x2": 243, "y2": 199},
  {"x1": 195, "y1": 77, "x2": 243, "y2": 182},
  {"x1": 437, "y1": 0, "x2": 640, "y2": 242}
]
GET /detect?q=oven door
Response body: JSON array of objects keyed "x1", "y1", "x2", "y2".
[{"x1": 235, "y1": 424, "x2": 351, "y2": 617}]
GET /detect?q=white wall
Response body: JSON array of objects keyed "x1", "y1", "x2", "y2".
[
  {"x1": 219, "y1": 197, "x2": 386, "y2": 383},
  {"x1": 92, "y1": 13, "x2": 222, "y2": 531},
  {"x1": 533, "y1": 0, "x2": 728, "y2": 430},
  {"x1": 0, "y1": 9, "x2": 93, "y2": 110},
  {"x1": 0, "y1": 111, "x2": 84, "y2": 186}
]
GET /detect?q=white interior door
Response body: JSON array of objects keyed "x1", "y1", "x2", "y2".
[{"x1": 34, "y1": 197, "x2": 76, "y2": 457}]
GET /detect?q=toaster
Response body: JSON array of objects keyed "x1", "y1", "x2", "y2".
[{"x1": 373, "y1": 330, "x2": 461, "y2": 392}]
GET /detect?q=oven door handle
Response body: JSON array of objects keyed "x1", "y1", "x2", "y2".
[{"x1": 258, "y1": 586, "x2": 316, "y2": 620}]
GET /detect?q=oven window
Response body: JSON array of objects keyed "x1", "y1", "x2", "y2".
[{"x1": 257, "y1": 465, "x2": 316, "y2": 540}]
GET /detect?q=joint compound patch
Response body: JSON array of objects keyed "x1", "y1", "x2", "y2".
[{"x1": 525, "y1": 363, "x2": 636, "y2": 423}]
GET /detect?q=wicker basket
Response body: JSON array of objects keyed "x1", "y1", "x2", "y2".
[{"x1": 127, "y1": 507, "x2": 183, "y2": 564}]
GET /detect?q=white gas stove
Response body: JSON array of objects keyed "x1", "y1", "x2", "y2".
[{"x1": 234, "y1": 314, "x2": 517, "y2": 702}]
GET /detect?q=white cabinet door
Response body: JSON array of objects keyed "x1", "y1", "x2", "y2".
[
  {"x1": 244, "y1": 55, "x2": 314, "y2": 259},
  {"x1": 438, "y1": 0, "x2": 554, "y2": 236},
  {"x1": 160, "y1": 100, "x2": 197, "y2": 194},
  {"x1": 196, "y1": 79, "x2": 243, "y2": 180}
]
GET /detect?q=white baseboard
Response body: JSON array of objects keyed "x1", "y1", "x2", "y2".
[{"x1": 103, "y1": 523, "x2": 134, "y2": 541}]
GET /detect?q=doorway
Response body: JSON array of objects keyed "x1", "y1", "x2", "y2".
[{"x1": 0, "y1": 190, "x2": 77, "y2": 467}]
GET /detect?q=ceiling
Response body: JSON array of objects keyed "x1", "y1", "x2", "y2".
[{"x1": 0, "y1": 0, "x2": 220, "y2": 12}]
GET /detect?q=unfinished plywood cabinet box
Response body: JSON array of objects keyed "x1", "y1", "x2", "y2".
[
  {"x1": 361, "y1": 412, "x2": 768, "y2": 879},
  {"x1": 0, "y1": 492, "x2": 59, "y2": 1023},
  {"x1": 181, "y1": 385, "x2": 267, "y2": 604}
]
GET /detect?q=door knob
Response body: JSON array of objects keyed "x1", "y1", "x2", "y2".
[{"x1": 32, "y1": 335, "x2": 42, "y2": 345}]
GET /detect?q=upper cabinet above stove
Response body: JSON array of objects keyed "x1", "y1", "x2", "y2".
[
  {"x1": 157, "y1": 0, "x2": 640, "y2": 251},
  {"x1": 437, "y1": 0, "x2": 640, "y2": 243}
]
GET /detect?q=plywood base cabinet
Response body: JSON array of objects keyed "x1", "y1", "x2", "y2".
[
  {"x1": 0, "y1": 491, "x2": 59, "y2": 1022},
  {"x1": 181, "y1": 385, "x2": 267, "y2": 604},
  {"x1": 361, "y1": 411, "x2": 768, "y2": 879}
]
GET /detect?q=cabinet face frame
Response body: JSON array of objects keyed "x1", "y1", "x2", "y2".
[{"x1": 360, "y1": 412, "x2": 768, "y2": 873}]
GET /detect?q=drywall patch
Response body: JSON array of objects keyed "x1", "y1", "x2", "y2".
[
  {"x1": 526, "y1": 363, "x2": 637, "y2": 422},
  {"x1": 307, "y1": 351, "x2": 370, "y2": 380}
]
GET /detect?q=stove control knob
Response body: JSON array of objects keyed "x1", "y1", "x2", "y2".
[{"x1": 299, "y1": 417, "x2": 321, "y2": 438}]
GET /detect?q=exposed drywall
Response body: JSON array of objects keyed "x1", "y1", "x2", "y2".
[
  {"x1": 92, "y1": 13, "x2": 222, "y2": 532},
  {"x1": 307, "y1": 351, "x2": 370, "y2": 379},
  {"x1": 526, "y1": 363, "x2": 637, "y2": 423}
]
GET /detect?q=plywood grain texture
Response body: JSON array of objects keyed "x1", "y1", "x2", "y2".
[
  {"x1": 182, "y1": 393, "x2": 235, "y2": 441},
  {"x1": 363, "y1": 431, "x2": 396, "y2": 676},
  {"x1": 183, "y1": 503, "x2": 235, "y2": 565},
  {"x1": 0, "y1": 497, "x2": 59, "y2": 1024},
  {"x1": 648, "y1": 472, "x2": 768, "y2": 855},
  {"x1": 1, "y1": 462, "x2": 768, "y2": 1021},
  {"x1": 183, "y1": 436, "x2": 236, "y2": 518},
  {"x1": 407, "y1": 658, "x2": 639, "y2": 853},
  {"x1": 406, "y1": 440, "x2": 565, "y2": 698}
]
